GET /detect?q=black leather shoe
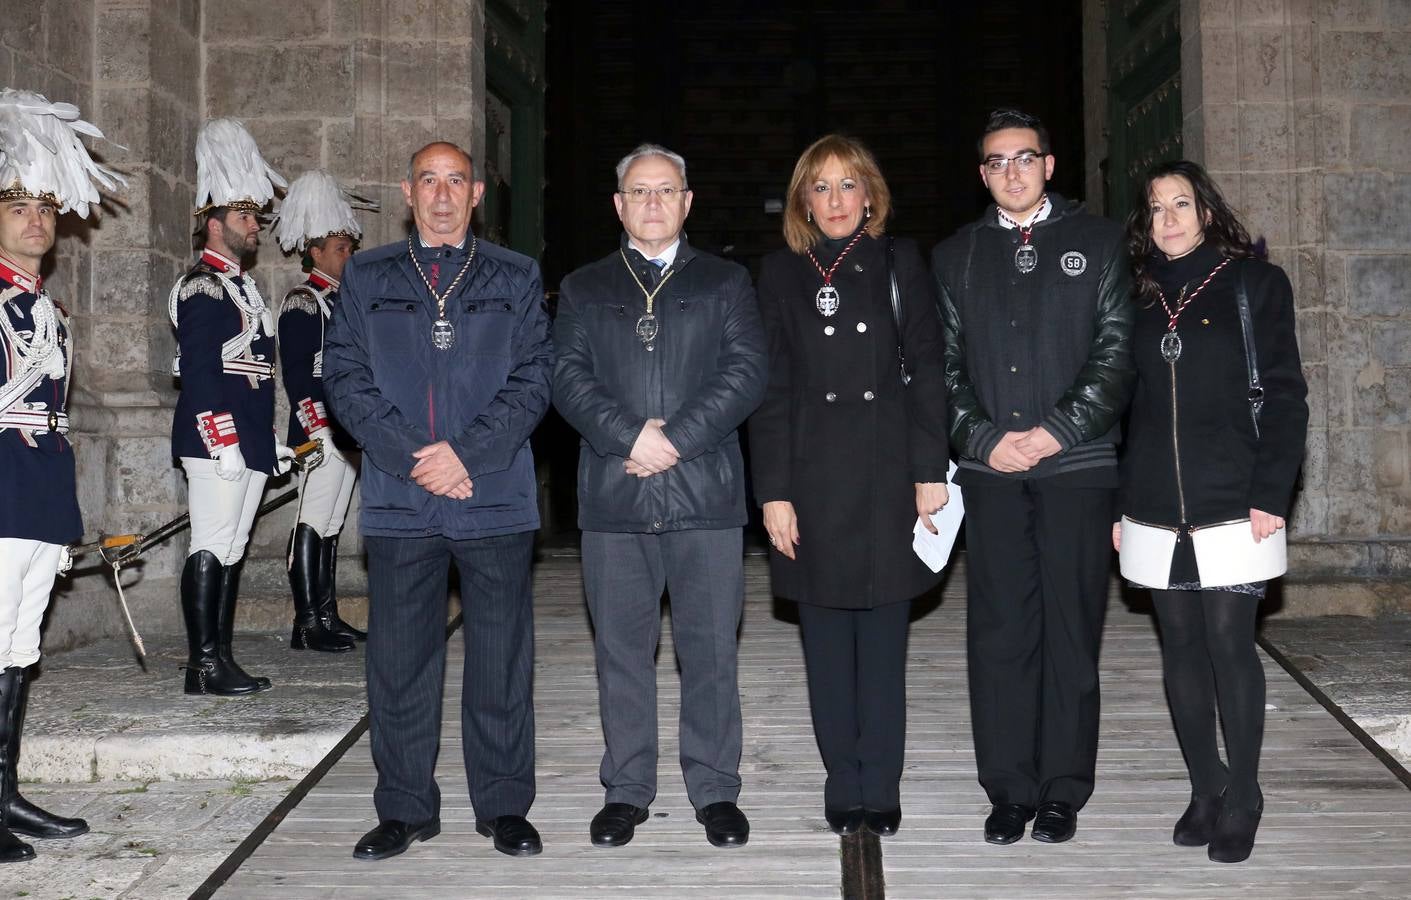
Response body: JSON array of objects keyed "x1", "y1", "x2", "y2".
[
  {"x1": 4, "y1": 796, "x2": 88, "y2": 840},
  {"x1": 984, "y1": 803, "x2": 1034, "y2": 845},
  {"x1": 863, "y1": 807, "x2": 901, "y2": 837},
  {"x1": 695, "y1": 801, "x2": 749, "y2": 847},
  {"x1": 476, "y1": 815, "x2": 543, "y2": 857},
  {"x1": 1173, "y1": 792, "x2": 1224, "y2": 847},
  {"x1": 824, "y1": 806, "x2": 865, "y2": 836},
  {"x1": 1030, "y1": 800, "x2": 1077, "y2": 843},
  {"x1": 352, "y1": 819, "x2": 440, "y2": 860},
  {"x1": 590, "y1": 802, "x2": 649, "y2": 847},
  {"x1": 1207, "y1": 802, "x2": 1262, "y2": 863}
]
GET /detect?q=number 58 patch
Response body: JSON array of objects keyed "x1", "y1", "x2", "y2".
[{"x1": 1060, "y1": 251, "x2": 1087, "y2": 276}]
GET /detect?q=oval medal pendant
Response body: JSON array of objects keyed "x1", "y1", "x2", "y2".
[
  {"x1": 815, "y1": 284, "x2": 840, "y2": 317},
  {"x1": 431, "y1": 317, "x2": 456, "y2": 350},
  {"x1": 1014, "y1": 244, "x2": 1038, "y2": 274},
  {"x1": 635, "y1": 313, "x2": 659, "y2": 347},
  {"x1": 1160, "y1": 330, "x2": 1182, "y2": 363}
]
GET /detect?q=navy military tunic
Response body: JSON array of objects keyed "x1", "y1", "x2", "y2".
[
  {"x1": 277, "y1": 271, "x2": 354, "y2": 451},
  {"x1": 0, "y1": 265, "x2": 82, "y2": 545},
  {"x1": 170, "y1": 249, "x2": 277, "y2": 473}
]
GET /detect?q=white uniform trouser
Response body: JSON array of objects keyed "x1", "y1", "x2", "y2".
[
  {"x1": 296, "y1": 447, "x2": 357, "y2": 537},
  {"x1": 181, "y1": 458, "x2": 268, "y2": 565},
  {"x1": 0, "y1": 539, "x2": 61, "y2": 669}
]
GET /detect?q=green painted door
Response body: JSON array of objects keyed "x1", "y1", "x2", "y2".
[{"x1": 1105, "y1": 0, "x2": 1182, "y2": 219}]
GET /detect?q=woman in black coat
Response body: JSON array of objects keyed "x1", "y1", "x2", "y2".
[
  {"x1": 748, "y1": 134, "x2": 951, "y2": 837},
  {"x1": 1116, "y1": 160, "x2": 1308, "y2": 864}
]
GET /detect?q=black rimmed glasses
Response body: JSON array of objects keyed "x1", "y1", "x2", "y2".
[
  {"x1": 618, "y1": 186, "x2": 689, "y2": 202},
  {"x1": 982, "y1": 152, "x2": 1047, "y2": 174}
]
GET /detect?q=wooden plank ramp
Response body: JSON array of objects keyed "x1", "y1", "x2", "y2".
[{"x1": 216, "y1": 557, "x2": 1411, "y2": 899}]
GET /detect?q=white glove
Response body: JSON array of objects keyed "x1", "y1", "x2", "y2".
[
  {"x1": 305, "y1": 428, "x2": 334, "y2": 469},
  {"x1": 56, "y1": 544, "x2": 73, "y2": 575},
  {"x1": 214, "y1": 443, "x2": 247, "y2": 481},
  {"x1": 274, "y1": 443, "x2": 298, "y2": 476}
]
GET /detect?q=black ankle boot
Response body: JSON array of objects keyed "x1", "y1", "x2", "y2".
[
  {"x1": 0, "y1": 671, "x2": 35, "y2": 863},
  {"x1": 318, "y1": 534, "x2": 366, "y2": 642},
  {"x1": 0, "y1": 668, "x2": 87, "y2": 839},
  {"x1": 288, "y1": 526, "x2": 354, "y2": 653},
  {"x1": 1208, "y1": 798, "x2": 1262, "y2": 863},
  {"x1": 181, "y1": 552, "x2": 268, "y2": 696},
  {"x1": 1172, "y1": 792, "x2": 1223, "y2": 847}
]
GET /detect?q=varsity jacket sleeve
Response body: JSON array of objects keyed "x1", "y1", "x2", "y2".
[
  {"x1": 551, "y1": 277, "x2": 647, "y2": 459},
  {"x1": 321, "y1": 257, "x2": 431, "y2": 479},
  {"x1": 660, "y1": 266, "x2": 769, "y2": 461},
  {"x1": 447, "y1": 261, "x2": 553, "y2": 478},
  {"x1": 746, "y1": 256, "x2": 794, "y2": 504},
  {"x1": 277, "y1": 291, "x2": 328, "y2": 438},
  {"x1": 934, "y1": 245, "x2": 1004, "y2": 464},
  {"x1": 1244, "y1": 261, "x2": 1309, "y2": 516},
  {"x1": 895, "y1": 240, "x2": 950, "y2": 483},
  {"x1": 1039, "y1": 236, "x2": 1136, "y2": 450}
]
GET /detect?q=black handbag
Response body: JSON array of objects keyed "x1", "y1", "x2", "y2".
[
  {"x1": 885, "y1": 237, "x2": 911, "y2": 386},
  {"x1": 1234, "y1": 262, "x2": 1264, "y2": 438}
]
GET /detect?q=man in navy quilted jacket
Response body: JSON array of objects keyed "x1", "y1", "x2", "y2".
[{"x1": 324, "y1": 142, "x2": 552, "y2": 863}]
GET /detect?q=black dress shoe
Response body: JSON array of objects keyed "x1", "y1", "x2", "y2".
[
  {"x1": 824, "y1": 806, "x2": 865, "y2": 836},
  {"x1": 863, "y1": 807, "x2": 901, "y2": 837},
  {"x1": 1207, "y1": 802, "x2": 1262, "y2": 863},
  {"x1": 1173, "y1": 792, "x2": 1224, "y2": 847},
  {"x1": 984, "y1": 803, "x2": 1034, "y2": 845},
  {"x1": 590, "y1": 802, "x2": 649, "y2": 847},
  {"x1": 353, "y1": 818, "x2": 440, "y2": 860},
  {"x1": 476, "y1": 814, "x2": 543, "y2": 857},
  {"x1": 1030, "y1": 800, "x2": 1077, "y2": 843},
  {"x1": 695, "y1": 801, "x2": 749, "y2": 847}
]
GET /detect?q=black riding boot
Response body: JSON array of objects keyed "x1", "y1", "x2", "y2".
[
  {"x1": 318, "y1": 534, "x2": 366, "y2": 641},
  {"x1": 0, "y1": 670, "x2": 34, "y2": 863},
  {"x1": 181, "y1": 551, "x2": 267, "y2": 696},
  {"x1": 218, "y1": 559, "x2": 271, "y2": 691},
  {"x1": 288, "y1": 525, "x2": 353, "y2": 653},
  {"x1": 1, "y1": 667, "x2": 87, "y2": 839}
]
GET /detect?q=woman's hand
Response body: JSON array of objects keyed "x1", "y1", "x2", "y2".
[
  {"x1": 762, "y1": 500, "x2": 800, "y2": 560},
  {"x1": 915, "y1": 482, "x2": 950, "y2": 535},
  {"x1": 1112, "y1": 522, "x2": 1121, "y2": 552},
  {"x1": 1250, "y1": 508, "x2": 1285, "y2": 543}
]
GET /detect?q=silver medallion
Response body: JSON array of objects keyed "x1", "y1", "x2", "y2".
[
  {"x1": 815, "y1": 284, "x2": 840, "y2": 317},
  {"x1": 1160, "y1": 330, "x2": 1183, "y2": 363},
  {"x1": 1014, "y1": 244, "x2": 1038, "y2": 274},
  {"x1": 431, "y1": 317, "x2": 456, "y2": 350},
  {"x1": 635, "y1": 314, "x2": 659, "y2": 348}
]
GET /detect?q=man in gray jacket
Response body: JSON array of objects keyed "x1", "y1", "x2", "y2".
[{"x1": 553, "y1": 144, "x2": 768, "y2": 849}]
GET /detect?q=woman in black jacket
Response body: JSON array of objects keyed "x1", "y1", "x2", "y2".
[
  {"x1": 1116, "y1": 160, "x2": 1308, "y2": 863},
  {"x1": 748, "y1": 134, "x2": 951, "y2": 837}
]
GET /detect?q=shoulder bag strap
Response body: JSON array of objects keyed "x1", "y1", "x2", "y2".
[
  {"x1": 886, "y1": 236, "x2": 911, "y2": 386},
  {"x1": 1234, "y1": 260, "x2": 1263, "y2": 439}
]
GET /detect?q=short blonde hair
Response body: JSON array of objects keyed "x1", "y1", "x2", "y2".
[{"x1": 782, "y1": 134, "x2": 891, "y2": 254}]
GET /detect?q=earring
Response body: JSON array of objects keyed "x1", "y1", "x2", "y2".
[
  {"x1": 807, "y1": 210, "x2": 813, "y2": 223},
  {"x1": 865, "y1": 204, "x2": 872, "y2": 219}
]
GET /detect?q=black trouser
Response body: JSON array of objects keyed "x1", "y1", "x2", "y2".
[
  {"x1": 798, "y1": 600, "x2": 911, "y2": 811},
  {"x1": 364, "y1": 531, "x2": 536, "y2": 825},
  {"x1": 1152, "y1": 589, "x2": 1264, "y2": 809},
  {"x1": 963, "y1": 479, "x2": 1113, "y2": 810}
]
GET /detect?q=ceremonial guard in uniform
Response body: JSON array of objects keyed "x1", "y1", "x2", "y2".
[
  {"x1": 0, "y1": 89, "x2": 123, "y2": 863},
  {"x1": 169, "y1": 119, "x2": 292, "y2": 696},
  {"x1": 271, "y1": 171, "x2": 375, "y2": 652}
]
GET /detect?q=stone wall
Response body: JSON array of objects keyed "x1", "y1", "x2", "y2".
[{"x1": 4, "y1": 0, "x2": 488, "y2": 653}]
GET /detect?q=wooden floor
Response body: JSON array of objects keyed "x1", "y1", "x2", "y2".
[{"x1": 218, "y1": 557, "x2": 1411, "y2": 899}]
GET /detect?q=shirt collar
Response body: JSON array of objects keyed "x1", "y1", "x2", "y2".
[
  {"x1": 200, "y1": 247, "x2": 242, "y2": 275},
  {"x1": 0, "y1": 253, "x2": 40, "y2": 293},
  {"x1": 418, "y1": 234, "x2": 467, "y2": 250},
  {"x1": 308, "y1": 268, "x2": 339, "y2": 291},
  {"x1": 997, "y1": 195, "x2": 1052, "y2": 230},
  {"x1": 626, "y1": 236, "x2": 680, "y2": 268}
]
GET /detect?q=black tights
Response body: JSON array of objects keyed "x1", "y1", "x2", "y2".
[{"x1": 1152, "y1": 589, "x2": 1264, "y2": 808}]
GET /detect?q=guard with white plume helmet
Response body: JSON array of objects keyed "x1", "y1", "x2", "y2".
[
  {"x1": 0, "y1": 88, "x2": 124, "y2": 865},
  {"x1": 169, "y1": 117, "x2": 290, "y2": 697},
  {"x1": 271, "y1": 170, "x2": 377, "y2": 653}
]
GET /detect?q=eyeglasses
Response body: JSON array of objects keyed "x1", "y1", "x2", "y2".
[
  {"x1": 618, "y1": 186, "x2": 688, "y2": 202},
  {"x1": 982, "y1": 152, "x2": 1047, "y2": 174}
]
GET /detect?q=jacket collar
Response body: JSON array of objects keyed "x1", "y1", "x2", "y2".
[
  {"x1": 980, "y1": 192, "x2": 1079, "y2": 230},
  {"x1": 619, "y1": 231, "x2": 697, "y2": 273}
]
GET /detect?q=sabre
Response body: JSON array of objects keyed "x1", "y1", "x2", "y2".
[{"x1": 65, "y1": 439, "x2": 326, "y2": 663}]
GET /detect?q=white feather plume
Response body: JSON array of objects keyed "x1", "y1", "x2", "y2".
[
  {"x1": 0, "y1": 89, "x2": 125, "y2": 218},
  {"x1": 270, "y1": 169, "x2": 379, "y2": 252},
  {"x1": 194, "y1": 118, "x2": 286, "y2": 212}
]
